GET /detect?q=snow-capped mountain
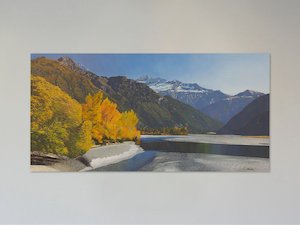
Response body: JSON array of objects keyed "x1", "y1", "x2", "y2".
[
  {"x1": 137, "y1": 76, "x2": 229, "y2": 109},
  {"x1": 236, "y1": 89, "x2": 264, "y2": 98},
  {"x1": 202, "y1": 90, "x2": 265, "y2": 123},
  {"x1": 137, "y1": 76, "x2": 265, "y2": 123},
  {"x1": 137, "y1": 75, "x2": 209, "y2": 93}
]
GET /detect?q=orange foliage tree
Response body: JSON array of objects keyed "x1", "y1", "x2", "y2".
[
  {"x1": 82, "y1": 92, "x2": 105, "y2": 143},
  {"x1": 82, "y1": 91, "x2": 140, "y2": 144},
  {"x1": 118, "y1": 110, "x2": 140, "y2": 140},
  {"x1": 100, "y1": 98, "x2": 122, "y2": 142}
]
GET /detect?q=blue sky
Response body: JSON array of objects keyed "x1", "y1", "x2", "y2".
[{"x1": 31, "y1": 53, "x2": 269, "y2": 95}]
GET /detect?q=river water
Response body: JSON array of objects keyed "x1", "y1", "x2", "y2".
[{"x1": 93, "y1": 135, "x2": 270, "y2": 172}]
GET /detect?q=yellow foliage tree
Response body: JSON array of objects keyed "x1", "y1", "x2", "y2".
[
  {"x1": 31, "y1": 77, "x2": 140, "y2": 158},
  {"x1": 82, "y1": 91, "x2": 140, "y2": 144},
  {"x1": 82, "y1": 92, "x2": 105, "y2": 143},
  {"x1": 118, "y1": 110, "x2": 140, "y2": 141},
  {"x1": 67, "y1": 120, "x2": 93, "y2": 158},
  {"x1": 100, "y1": 98, "x2": 121, "y2": 142},
  {"x1": 31, "y1": 75, "x2": 92, "y2": 156}
]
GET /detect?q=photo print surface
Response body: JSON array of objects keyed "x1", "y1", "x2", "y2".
[{"x1": 30, "y1": 54, "x2": 270, "y2": 172}]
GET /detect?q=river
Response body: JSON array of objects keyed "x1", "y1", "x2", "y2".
[{"x1": 93, "y1": 134, "x2": 270, "y2": 172}]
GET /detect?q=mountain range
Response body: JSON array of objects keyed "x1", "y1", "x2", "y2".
[
  {"x1": 31, "y1": 57, "x2": 222, "y2": 133},
  {"x1": 137, "y1": 76, "x2": 265, "y2": 123},
  {"x1": 218, "y1": 94, "x2": 269, "y2": 135},
  {"x1": 201, "y1": 90, "x2": 265, "y2": 123}
]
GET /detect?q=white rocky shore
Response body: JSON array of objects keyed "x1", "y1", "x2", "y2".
[
  {"x1": 30, "y1": 135, "x2": 270, "y2": 172},
  {"x1": 80, "y1": 142, "x2": 143, "y2": 171},
  {"x1": 30, "y1": 142, "x2": 143, "y2": 172}
]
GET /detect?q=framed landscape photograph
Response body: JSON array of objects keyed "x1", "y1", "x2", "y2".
[
  {"x1": 4, "y1": 0, "x2": 300, "y2": 224},
  {"x1": 30, "y1": 53, "x2": 270, "y2": 172}
]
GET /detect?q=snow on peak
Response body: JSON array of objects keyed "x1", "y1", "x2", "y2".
[
  {"x1": 136, "y1": 76, "x2": 166, "y2": 85},
  {"x1": 136, "y1": 76, "x2": 208, "y2": 94},
  {"x1": 236, "y1": 89, "x2": 264, "y2": 98}
]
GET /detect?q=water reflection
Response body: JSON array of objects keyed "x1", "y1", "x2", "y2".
[
  {"x1": 141, "y1": 141, "x2": 269, "y2": 158},
  {"x1": 92, "y1": 137, "x2": 270, "y2": 171},
  {"x1": 93, "y1": 151, "x2": 156, "y2": 171}
]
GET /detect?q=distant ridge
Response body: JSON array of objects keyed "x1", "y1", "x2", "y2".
[
  {"x1": 202, "y1": 90, "x2": 265, "y2": 123},
  {"x1": 218, "y1": 94, "x2": 269, "y2": 135},
  {"x1": 137, "y1": 76, "x2": 265, "y2": 123}
]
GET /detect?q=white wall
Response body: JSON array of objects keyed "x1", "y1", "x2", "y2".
[{"x1": 0, "y1": 0, "x2": 299, "y2": 224}]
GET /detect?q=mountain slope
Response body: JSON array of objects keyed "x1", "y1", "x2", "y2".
[
  {"x1": 138, "y1": 76, "x2": 265, "y2": 123},
  {"x1": 137, "y1": 76, "x2": 229, "y2": 109},
  {"x1": 107, "y1": 76, "x2": 222, "y2": 132},
  {"x1": 202, "y1": 90, "x2": 265, "y2": 123},
  {"x1": 218, "y1": 94, "x2": 269, "y2": 135},
  {"x1": 31, "y1": 57, "x2": 222, "y2": 133},
  {"x1": 31, "y1": 57, "x2": 101, "y2": 102}
]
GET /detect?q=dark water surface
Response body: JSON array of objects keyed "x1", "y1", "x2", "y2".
[{"x1": 141, "y1": 141, "x2": 269, "y2": 158}]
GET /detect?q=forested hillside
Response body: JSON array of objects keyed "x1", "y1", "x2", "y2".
[
  {"x1": 31, "y1": 57, "x2": 222, "y2": 133},
  {"x1": 31, "y1": 76, "x2": 140, "y2": 157}
]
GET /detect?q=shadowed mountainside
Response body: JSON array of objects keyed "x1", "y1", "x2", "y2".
[
  {"x1": 218, "y1": 94, "x2": 269, "y2": 135},
  {"x1": 202, "y1": 90, "x2": 264, "y2": 123}
]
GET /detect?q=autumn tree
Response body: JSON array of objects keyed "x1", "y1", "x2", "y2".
[
  {"x1": 82, "y1": 92, "x2": 105, "y2": 143},
  {"x1": 31, "y1": 76, "x2": 141, "y2": 159},
  {"x1": 100, "y1": 98, "x2": 121, "y2": 142},
  {"x1": 67, "y1": 120, "x2": 93, "y2": 158},
  {"x1": 31, "y1": 75, "x2": 92, "y2": 156},
  {"x1": 118, "y1": 110, "x2": 140, "y2": 140},
  {"x1": 82, "y1": 91, "x2": 140, "y2": 143}
]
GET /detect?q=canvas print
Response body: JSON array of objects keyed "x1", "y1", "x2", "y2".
[{"x1": 30, "y1": 54, "x2": 270, "y2": 172}]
